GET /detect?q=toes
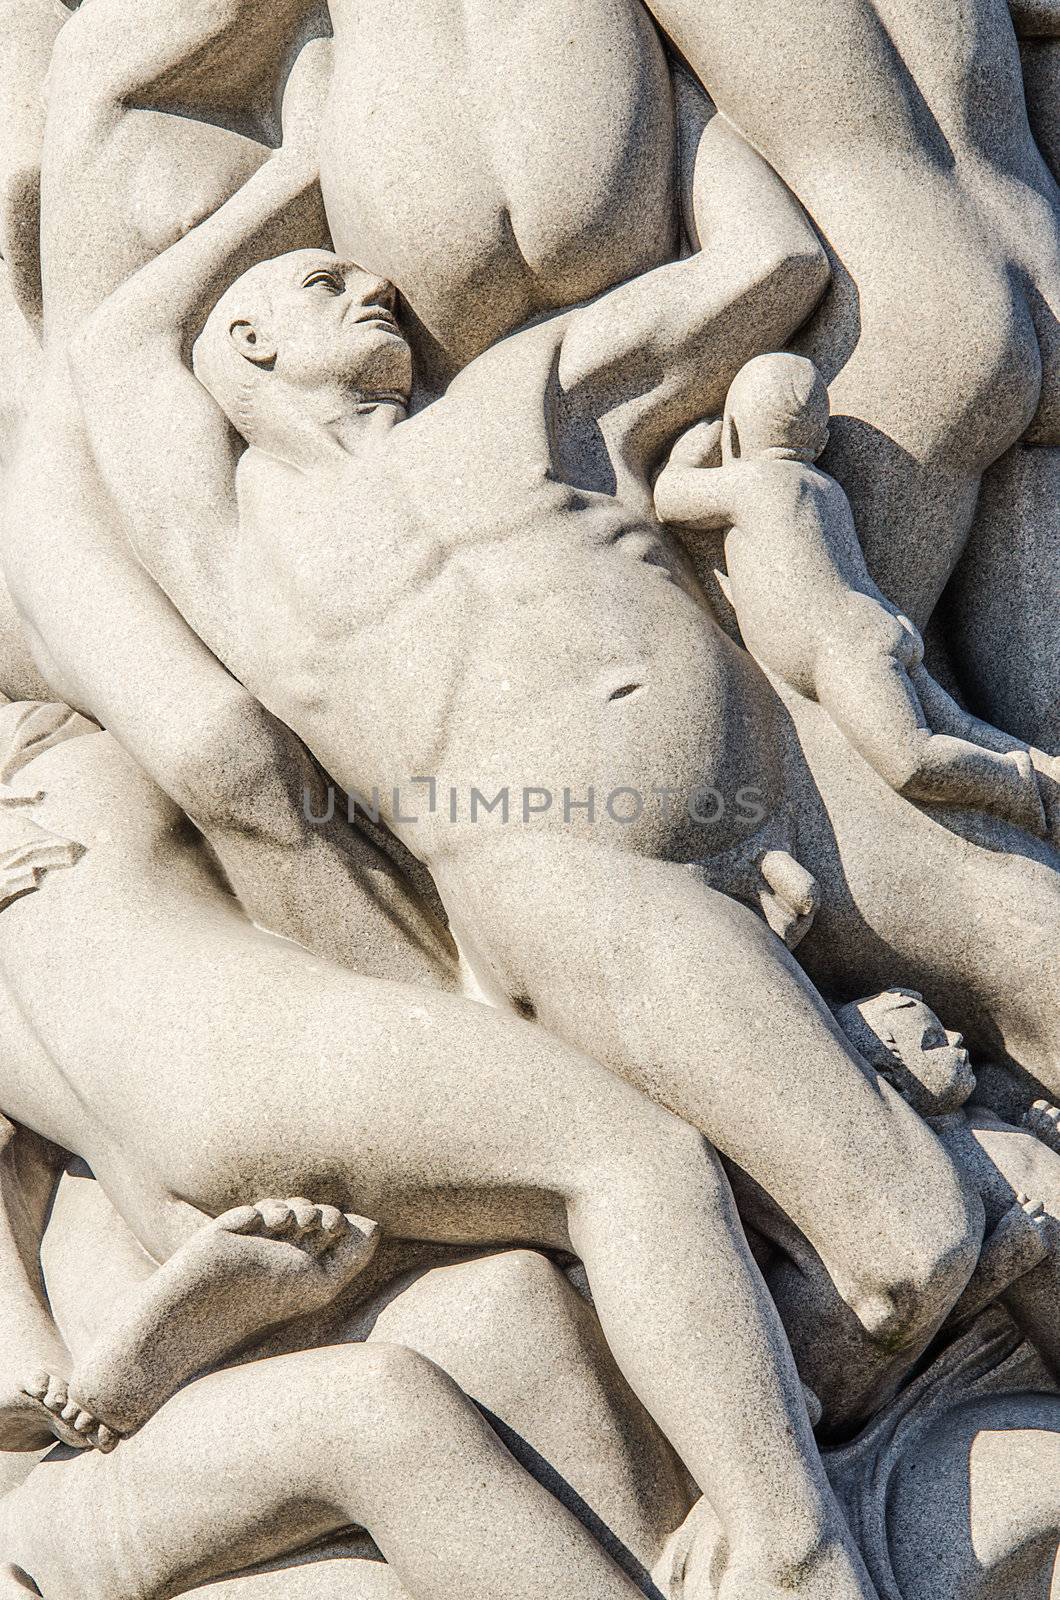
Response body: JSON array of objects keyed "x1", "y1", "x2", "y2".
[
  {"x1": 72, "y1": 1410, "x2": 96, "y2": 1435},
  {"x1": 94, "y1": 1424, "x2": 119, "y2": 1453},
  {"x1": 216, "y1": 1204, "x2": 265, "y2": 1235},
  {"x1": 255, "y1": 1198, "x2": 298, "y2": 1237},
  {"x1": 285, "y1": 1197, "x2": 320, "y2": 1236},
  {"x1": 43, "y1": 1376, "x2": 69, "y2": 1415},
  {"x1": 314, "y1": 1206, "x2": 350, "y2": 1248}
]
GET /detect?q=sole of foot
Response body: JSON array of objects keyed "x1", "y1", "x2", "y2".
[{"x1": 64, "y1": 1197, "x2": 380, "y2": 1441}]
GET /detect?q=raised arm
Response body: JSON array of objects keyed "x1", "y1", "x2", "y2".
[
  {"x1": 654, "y1": 461, "x2": 748, "y2": 533},
  {"x1": 69, "y1": 98, "x2": 325, "y2": 642},
  {"x1": 51, "y1": 0, "x2": 324, "y2": 118},
  {"x1": 558, "y1": 76, "x2": 829, "y2": 471}
]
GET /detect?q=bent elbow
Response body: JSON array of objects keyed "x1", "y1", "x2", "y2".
[{"x1": 763, "y1": 233, "x2": 831, "y2": 329}]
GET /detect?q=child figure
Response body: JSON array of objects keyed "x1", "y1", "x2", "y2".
[
  {"x1": 835, "y1": 987, "x2": 1060, "y2": 1377},
  {"x1": 654, "y1": 354, "x2": 1048, "y2": 834}
]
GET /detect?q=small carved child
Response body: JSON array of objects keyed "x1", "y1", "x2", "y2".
[
  {"x1": 835, "y1": 987, "x2": 1060, "y2": 1377},
  {"x1": 654, "y1": 354, "x2": 1049, "y2": 836}
]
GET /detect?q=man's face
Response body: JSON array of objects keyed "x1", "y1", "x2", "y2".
[
  {"x1": 269, "y1": 254, "x2": 413, "y2": 401},
  {"x1": 885, "y1": 998, "x2": 975, "y2": 1114}
]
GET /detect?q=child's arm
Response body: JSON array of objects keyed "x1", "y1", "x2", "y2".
[{"x1": 654, "y1": 460, "x2": 747, "y2": 533}]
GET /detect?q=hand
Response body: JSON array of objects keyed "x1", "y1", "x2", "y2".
[{"x1": 667, "y1": 417, "x2": 723, "y2": 471}]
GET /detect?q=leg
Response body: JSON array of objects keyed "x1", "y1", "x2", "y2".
[
  {"x1": 814, "y1": 601, "x2": 1045, "y2": 831},
  {"x1": 366, "y1": 1250, "x2": 694, "y2": 1580},
  {"x1": 133, "y1": 937, "x2": 874, "y2": 1600},
  {"x1": 644, "y1": 0, "x2": 1040, "y2": 630},
  {"x1": 1, "y1": 1345, "x2": 647, "y2": 1600},
  {"x1": 948, "y1": 441, "x2": 1060, "y2": 753},
  {"x1": 441, "y1": 832, "x2": 983, "y2": 1433},
  {"x1": 42, "y1": 1198, "x2": 380, "y2": 1442}
]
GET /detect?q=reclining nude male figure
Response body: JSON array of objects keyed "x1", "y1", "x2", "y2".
[
  {"x1": 0, "y1": 697, "x2": 876, "y2": 1600},
  {"x1": 84, "y1": 27, "x2": 1060, "y2": 1501}
]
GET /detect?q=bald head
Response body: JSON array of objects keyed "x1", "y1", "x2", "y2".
[
  {"x1": 724, "y1": 354, "x2": 830, "y2": 463},
  {"x1": 193, "y1": 250, "x2": 411, "y2": 445}
]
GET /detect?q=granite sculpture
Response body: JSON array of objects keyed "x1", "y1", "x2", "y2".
[{"x1": 0, "y1": 1, "x2": 1056, "y2": 1597}]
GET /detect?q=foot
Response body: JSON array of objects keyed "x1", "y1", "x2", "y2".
[
  {"x1": 1000, "y1": 748, "x2": 1048, "y2": 836},
  {"x1": 67, "y1": 1198, "x2": 380, "y2": 1441},
  {"x1": 1025, "y1": 1099, "x2": 1060, "y2": 1156},
  {"x1": 951, "y1": 1193, "x2": 1055, "y2": 1325},
  {"x1": 15, "y1": 1372, "x2": 117, "y2": 1453}
]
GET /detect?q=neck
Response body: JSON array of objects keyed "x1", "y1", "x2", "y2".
[{"x1": 249, "y1": 388, "x2": 407, "y2": 470}]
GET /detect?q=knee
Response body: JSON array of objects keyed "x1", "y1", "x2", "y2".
[
  {"x1": 344, "y1": 1344, "x2": 460, "y2": 1464},
  {"x1": 857, "y1": 1157, "x2": 983, "y2": 1351},
  {"x1": 460, "y1": 1248, "x2": 568, "y2": 1314}
]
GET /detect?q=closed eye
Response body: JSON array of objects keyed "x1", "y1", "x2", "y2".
[
  {"x1": 303, "y1": 271, "x2": 344, "y2": 294},
  {"x1": 609, "y1": 683, "x2": 642, "y2": 701}
]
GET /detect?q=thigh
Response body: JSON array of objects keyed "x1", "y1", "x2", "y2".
[
  {"x1": 366, "y1": 1250, "x2": 692, "y2": 1577},
  {"x1": 0, "y1": 1353, "x2": 355, "y2": 1600},
  {"x1": 439, "y1": 833, "x2": 962, "y2": 1280},
  {"x1": 948, "y1": 442, "x2": 1060, "y2": 752}
]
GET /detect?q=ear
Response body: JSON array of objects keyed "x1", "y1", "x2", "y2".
[{"x1": 229, "y1": 320, "x2": 277, "y2": 369}]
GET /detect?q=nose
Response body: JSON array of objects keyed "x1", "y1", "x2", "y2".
[
  {"x1": 946, "y1": 1030, "x2": 964, "y2": 1050},
  {"x1": 352, "y1": 273, "x2": 395, "y2": 311}
]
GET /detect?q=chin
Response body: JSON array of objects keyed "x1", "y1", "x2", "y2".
[{"x1": 348, "y1": 334, "x2": 412, "y2": 393}]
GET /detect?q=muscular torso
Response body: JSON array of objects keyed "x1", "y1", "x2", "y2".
[
  {"x1": 234, "y1": 322, "x2": 789, "y2": 867},
  {"x1": 322, "y1": 0, "x2": 678, "y2": 382}
]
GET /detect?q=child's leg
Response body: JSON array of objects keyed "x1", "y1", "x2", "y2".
[
  {"x1": 813, "y1": 600, "x2": 1045, "y2": 831},
  {"x1": 1, "y1": 1345, "x2": 647, "y2": 1600},
  {"x1": 442, "y1": 832, "x2": 983, "y2": 1433}
]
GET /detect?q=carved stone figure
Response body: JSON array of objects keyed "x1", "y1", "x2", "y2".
[
  {"x1": 0, "y1": 702, "x2": 872, "y2": 1600},
  {"x1": 74, "y1": 112, "x2": 1060, "y2": 1447},
  {"x1": 0, "y1": 2, "x2": 1056, "y2": 1596},
  {"x1": 654, "y1": 355, "x2": 1053, "y2": 833},
  {"x1": 319, "y1": 0, "x2": 1060, "y2": 730}
]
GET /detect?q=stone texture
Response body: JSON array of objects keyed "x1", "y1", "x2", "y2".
[{"x1": 0, "y1": 3, "x2": 1054, "y2": 1599}]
